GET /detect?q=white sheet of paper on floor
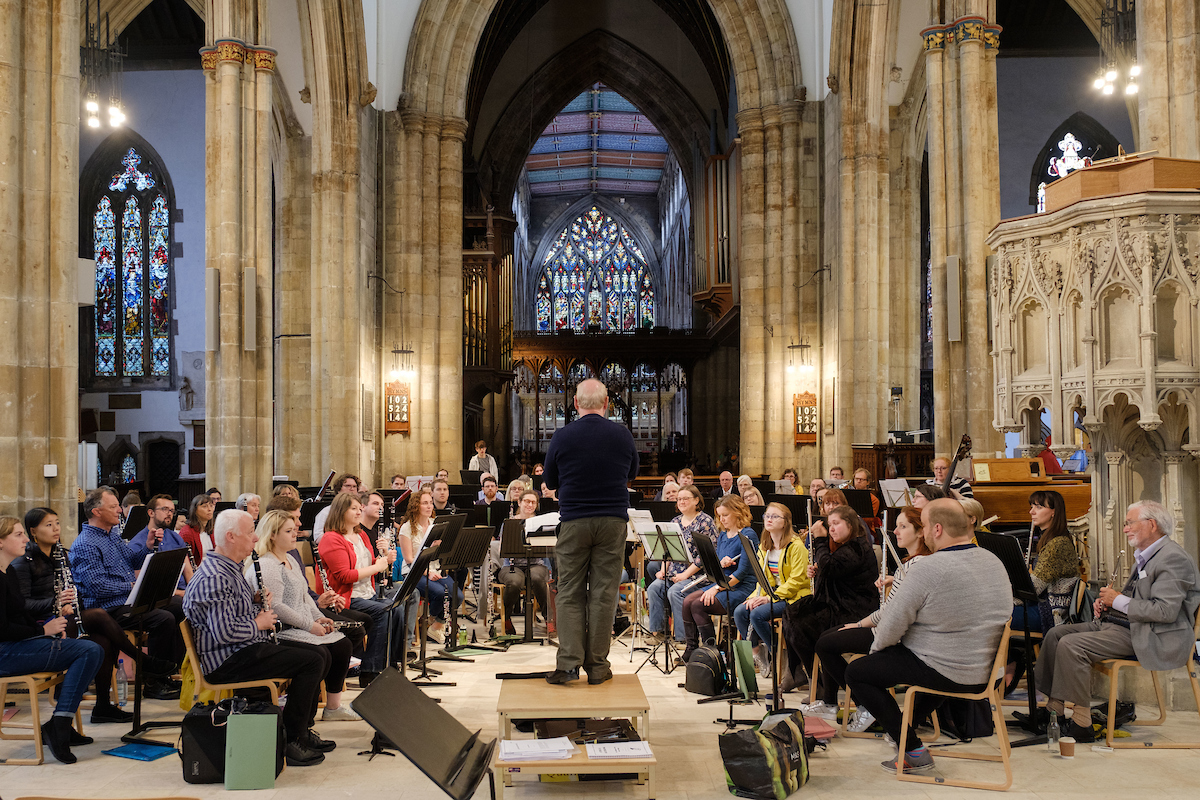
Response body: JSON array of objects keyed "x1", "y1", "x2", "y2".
[{"x1": 585, "y1": 741, "x2": 653, "y2": 759}]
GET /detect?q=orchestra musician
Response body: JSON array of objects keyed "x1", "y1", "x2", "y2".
[
  {"x1": 178, "y1": 493, "x2": 216, "y2": 564},
  {"x1": 497, "y1": 490, "x2": 551, "y2": 637}
]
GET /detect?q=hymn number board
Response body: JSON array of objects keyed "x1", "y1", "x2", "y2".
[
  {"x1": 794, "y1": 392, "x2": 817, "y2": 445},
  {"x1": 385, "y1": 381, "x2": 410, "y2": 435}
]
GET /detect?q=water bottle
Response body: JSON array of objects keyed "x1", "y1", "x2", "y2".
[
  {"x1": 1046, "y1": 710, "x2": 1060, "y2": 751},
  {"x1": 116, "y1": 657, "x2": 128, "y2": 706},
  {"x1": 458, "y1": 627, "x2": 468, "y2": 646}
]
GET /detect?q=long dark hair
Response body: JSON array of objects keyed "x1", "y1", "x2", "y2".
[
  {"x1": 187, "y1": 494, "x2": 215, "y2": 534},
  {"x1": 1030, "y1": 490, "x2": 1069, "y2": 552}
]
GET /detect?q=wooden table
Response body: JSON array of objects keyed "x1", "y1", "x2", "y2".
[{"x1": 495, "y1": 673, "x2": 654, "y2": 797}]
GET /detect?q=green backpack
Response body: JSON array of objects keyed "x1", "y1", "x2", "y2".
[{"x1": 719, "y1": 710, "x2": 810, "y2": 799}]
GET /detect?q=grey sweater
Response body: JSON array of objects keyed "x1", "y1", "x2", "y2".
[{"x1": 871, "y1": 544, "x2": 1012, "y2": 685}]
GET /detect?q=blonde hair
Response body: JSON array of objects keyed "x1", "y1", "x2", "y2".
[
  {"x1": 958, "y1": 497, "x2": 988, "y2": 530},
  {"x1": 255, "y1": 510, "x2": 297, "y2": 557},
  {"x1": 741, "y1": 487, "x2": 765, "y2": 505},
  {"x1": 713, "y1": 495, "x2": 752, "y2": 531},
  {"x1": 0, "y1": 517, "x2": 20, "y2": 542}
]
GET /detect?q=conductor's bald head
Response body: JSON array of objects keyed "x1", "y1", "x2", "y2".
[{"x1": 575, "y1": 379, "x2": 609, "y2": 414}]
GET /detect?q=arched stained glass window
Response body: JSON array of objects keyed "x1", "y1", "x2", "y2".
[
  {"x1": 86, "y1": 145, "x2": 173, "y2": 382},
  {"x1": 535, "y1": 206, "x2": 655, "y2": 333},
  {"x1": 120, "y1": 454, "x2": 137, "y2": 483}
]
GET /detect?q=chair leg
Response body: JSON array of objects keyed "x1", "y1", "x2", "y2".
[
  {"x1": 28, "y1": 677, "x2": 45, "y2": 766},
  {"x1": 1105, "y1": 664, "x2": 1121, "y2": 747},
  {"x1": 808, "y1": 655, "x2": 820, "y2": 705},
  {"x1": 896, "y1": 686, "x2": 918, "y2": 779},
  {"x1": 1132, "y1": 670, "x2": 1169, "y2": 727}
]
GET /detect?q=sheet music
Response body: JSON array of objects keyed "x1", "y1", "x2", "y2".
[
  {"x1": 523, "y1": 511, "x2": 560, "y2": 533},
  {"x1": 878, "y1": 478, "x2": 912, "y2": 507},
  {"x1": 125, "y1": 551, "x2": 185, "y2": 605}
]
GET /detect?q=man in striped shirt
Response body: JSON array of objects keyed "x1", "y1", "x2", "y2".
[{"x1": 183, "y1": 510, "x2": 330, "y2": 767}]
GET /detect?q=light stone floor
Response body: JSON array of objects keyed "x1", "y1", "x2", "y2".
[{"x1": 4, "y1": 629, "x2": 1200, "y2": 800}]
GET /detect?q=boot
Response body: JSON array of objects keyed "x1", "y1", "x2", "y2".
[{"x1": 41, "y1": 716, "x2": 77, "y2": 764}]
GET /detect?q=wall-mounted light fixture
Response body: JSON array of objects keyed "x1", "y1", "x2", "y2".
[{"x1": 786, "y1": 339, "x2": 814, "y2": 374}]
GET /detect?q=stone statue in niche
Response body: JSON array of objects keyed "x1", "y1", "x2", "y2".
[{"x1": 178, "y1": 376, "x2": 195, "y2": 411}]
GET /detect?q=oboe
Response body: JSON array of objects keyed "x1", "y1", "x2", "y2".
[
  {"x1": 52, "y1": 542, "x2": 84, "y2": 636},
  {"x1": 249, "y1": 551, "x2": 282, "y2": 643}
]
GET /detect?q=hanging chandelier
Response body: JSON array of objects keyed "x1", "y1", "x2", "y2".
[
  {"x1": 1093, "y1": 0, "x2": 1138, "y2": 96},
  {"x1": 80, "y1": 0, "x2": 127, "y2": 129}
]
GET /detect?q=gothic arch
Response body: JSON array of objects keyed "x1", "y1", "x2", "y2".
[
  {"x1": 474, "y1": 29, "x2": 709, "y2": 205},
  {"x1": 402, "y1": 0, "x2": 802, "y2": 119},
  {"x1": 79, "y1": 129, "x2": 176, "y2": 256}
]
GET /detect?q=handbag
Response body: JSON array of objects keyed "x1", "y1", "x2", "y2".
[
  {"x1": 179, "y1": 698, "x2": 284, "y2": 784},
  {"x1": 719, "y1": 710, "x2": 810, "y2": 799}
]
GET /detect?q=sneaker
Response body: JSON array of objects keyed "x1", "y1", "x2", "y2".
[
  {"x1": 284, "y1": 739, "x2": 325, "y2": 767},
  {"x1": 321, "y1": 705, "x2": 361, "y2": 722},
  {"x1": 799, "y1": 700, "x2": 838, "y2": 720},
  {"x1": 753, "y1": 652, "x2": 772, "y2": 679},
  {"x1": 143, "y1": 680, "x2": 181, "y2": 701},
  {"x1": 847, "y1": 709, "x2": 877, "y2": 733},
  {"x1": 427, "y1": 626, "x2": 446, "y2": 645},
  {"x1": 881, "y1": 745, "x2": 935, "y2": 773},
  {"x1": 304, "y1": 728, "x2": 337, "y2": 752},
  {"x1": 545, "y1": 668, "x2": 580, "y2": 684}
]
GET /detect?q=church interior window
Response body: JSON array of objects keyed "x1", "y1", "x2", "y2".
[
  {"x1": 535, "y1": 206, "x2": 655, "y2": 332},
  {"x1": 90, "y1": 146, "x2": 172, "y2": 380},
  {"x1": 121, "y1": 454, "x2": 137, "y2": 483}
]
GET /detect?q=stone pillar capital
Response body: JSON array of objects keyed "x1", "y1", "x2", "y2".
[
  {"x1": 402, "y1": 110, "x2": 438, "y2": 135},
  {"x1": 1164, "y1": 451, "x2": 1189, "y2": 465},
  {"x1": 441, "y1": 116, "x2": 469, "y2": 142},
  {"x1": 1105, "y1": 450, "x2": 1126, "y2": 466},
  {"x1": 761, "y1": 104, "x2": 783, "y2": 130},
  {"x1": 214, "y1": 39, "x2": 247, "y2": 65},
  {"x1": 249, "y1": 47, "x2": 277, "y2": 72},
  {"x1": 200, "y1": 46, "x2": 217, "y2": 71},
  {"x1": 735, "y1": 108, "x2": 764, "y2": 134}
]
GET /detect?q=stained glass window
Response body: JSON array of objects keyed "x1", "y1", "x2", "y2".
[
  {"x1": 120, "y1": 454, "x2": 137, "y2": 483},
  {"x1": 536, "y1": 206, "x2": 655, "y2": 332},
  {"x1": 89, "y1": 146, "x2": 173, "y2": 381}
]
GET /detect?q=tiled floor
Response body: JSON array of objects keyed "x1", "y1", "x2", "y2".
[{"x1": 4, "y1": 629, "x2": 1200, "y2": 799}]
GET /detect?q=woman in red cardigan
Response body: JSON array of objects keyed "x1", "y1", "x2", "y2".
[
  {"x1": 317, "y1": 493, "x2": 396, "y2": 683},
  {"x1": 178, "y1": 494, "x2": 215, "y2": 564}
]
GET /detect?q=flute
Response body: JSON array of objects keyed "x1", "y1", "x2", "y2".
[
  {"x1": 878, "y1": 511, "x2": 887, "y2": 606},
  {"x1": 52, "y1": 542, "x2": 85, "y2": 636},
  {"x1": 249, "y1": 551, "x2": 282, "y2": 643},
  {"x1": 1024, "y1": 520, "x2": 1036, "y2": 568}
]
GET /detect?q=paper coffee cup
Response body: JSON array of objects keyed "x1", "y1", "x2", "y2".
[{"x1": 1058, "y1": 736, "x2": 1076, "y2": 758}]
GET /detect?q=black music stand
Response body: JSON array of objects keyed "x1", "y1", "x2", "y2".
[
  {"x1": 120, "y1": 547, "x2": 188, "y2": 747},
  {"x1": 351, "y1": 667, "x2": 496, "y2": 800},
  {"x1": 645, "y1": 501, "x2": 679, "y2": 522},
  {"x1": 497, "y1": 520, "x2": 556, "y2": 646},
  {"x1": 390, "y1": 547, "x2": 452, "y2": 688},
  {"x1": 691, "y1": 533, "x2": 758, "y2": 729},
  {"x1": 737, "y1": 533, "x2": 785, "y2": 711},
  {"x1": 537, "y1": 498, "x2": 559, "y2": 514},
  {"x1": 120, "y1": 505, "x2": 149, "y2": 541},
  {"x1": 438, "y1": 526, "x2": 503, "y2": 656},
  {"x1": 841, "y1": 489, "x2": 877, "y2": 519},
  {"x1": 633, "y1": 524, "x2": 690, "y2": 675},
  {"x1": 299, "y1": 500, "x2": 331, "y2": 532},
  {"x1": 976, "y1": 530, "x2": 1046, "y2": 747},
  {"x1": 766, "y1": 494, "x2": 810, "y2": 529},
  {"x1": 416, "y1": 516, "x2": 471, "y2": 666}
]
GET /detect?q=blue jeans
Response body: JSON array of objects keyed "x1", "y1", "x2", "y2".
[
  {"x1": 0, "y1": 636, "x2": 104, "y2": 717},
  {"x1": 647, "y1": 575, "x2": 704, "y2": 640},
  {"x1": 350, "y1": 593, "x2": 412, "y2": 672},
  {"x1": 1011, "y1": 603, "x2": 1043, "y2": 633},
  {"x1": 734, "y1": 599, "x2": 788, "y2": 652},
  {"x1": 417, "y1": 576, "x2": 463, "y2": 622}
]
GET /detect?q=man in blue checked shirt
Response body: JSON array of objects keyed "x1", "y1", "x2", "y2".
[
  {"x1": 69, "y1": 486, "x2": 184, "y2": 700},
  {"x1": 183, "y1": 510, "x2": 330, "y2": 767}
]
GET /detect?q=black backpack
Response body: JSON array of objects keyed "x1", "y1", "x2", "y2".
[{"x1": 685, "y1": 642, "x2": 728, "y2": 696}]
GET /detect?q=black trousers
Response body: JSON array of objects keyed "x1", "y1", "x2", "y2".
[
  {"x1": 813, "y1": 625, "x2": 875, "y2": 704},
  {"x1": 66, "y1": 608, "x2": 141, "y2": 706},
  {"x1": 282, "y1": 636, "x2": 354, "y2": 693},
  {"x1": 205, "y1": 641, "x2": 325, "y2": 742},
  {"x1": 845, "y1": 643, "x2": 985, "y2": 749},
  {"x1": 321, "y1": 607, "x2": 371, "y2": 658},
  {"x1": 110, "y1": 595, "x2": 186, "y2": 666}
]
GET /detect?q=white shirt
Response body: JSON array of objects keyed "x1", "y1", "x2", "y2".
[
  {"x1": 312, "y1": 506, "x2": 331, "y2": 544},
  {"x1": 349, "y1": 533, "x2": 375, "y2": 600}
]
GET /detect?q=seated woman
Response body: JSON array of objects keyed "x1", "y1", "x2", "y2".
[
  {"x1": 0, "y1": 517, "x2": 103, "y2": 763},
  {"x1": 911, "y1": 483, "x2": 947, "y2": 509},
  {"x1": 179, "y1": 493, "x2": 216, "y2": 563},
  {"x1": 741, "y1": 486, "x2": 766, "y2": 507},
  {"x1": 250, "y1": 510, "x2": 356, "y2": 720},
  {"x1": 785, "y1": 505, "x2": 879, "y2": 716},
  {"x1": 959, "y1": 497, "x2": 990, "y2": 534},
  {"x1": 319, "y1": 493, "x2": 399, "y2": 683},
  {"x1": 736, "y1": 474, "x2": 754, "y2": 497},
  {"x1": 497, "y1": 490, "x2": 551, "y2": 636},
  {"x1": 1018, "y1": 490, "x2": 1078, "y2": 632},
  {"x1": 646, "y1": 485, "x2": 718, "y2": 646},
  {"x1": 734, "y1": 502, "x2": 811, "y2": 677},
  {"x1": 10, "y1": 507, "x2": 172, "y2": 725},
  {"x1": 395, "y1": 489, "x2": 461, "y2": 644},
  {"x1": 680, "y1": 496, "x2": 759, "y2": 662},
  {"x1": 812, "y1": 505, "x2": 930, "y2": 730}
]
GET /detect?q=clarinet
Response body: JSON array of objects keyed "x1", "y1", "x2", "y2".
[
  {"x1": 376, "y1": 526, "x2": 395, "y2": 599},
  {"x1": 310, "y1": 538, "x2": 332, "y2": 593},
  {"x1": 52, "y1": 543, "x2": 85, "y2": 636},
  {"x1": 250, "y1": 551, "x2": 282, "y2": 643}
]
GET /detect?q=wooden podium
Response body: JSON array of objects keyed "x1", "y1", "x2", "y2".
[
  {"x1": 1043, "y1": 155, "x2": 1200, "y2": 213},
  {"x1": 494, "y1": 673, "x2": 655, "y2": 798}
]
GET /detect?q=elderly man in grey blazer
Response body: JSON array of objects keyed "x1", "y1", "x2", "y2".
[{"x1": 1035, "y1": 500, "x2": 1200, "y2": 742}]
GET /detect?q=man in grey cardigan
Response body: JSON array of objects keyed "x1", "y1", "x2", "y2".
[
  {"x1": 845, "y1": 499, "x2": 1011, "y2": 773},
  {"x1": 1036, "y1": 500, "x2": 1200, "y2": 743}
]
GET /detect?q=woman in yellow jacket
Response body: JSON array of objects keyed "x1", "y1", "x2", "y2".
[{"x1": 733, "y1": 502, "x2": 812, "y2": 678}]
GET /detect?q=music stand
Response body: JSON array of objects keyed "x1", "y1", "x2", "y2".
[
  {"x1": 120, "y1": 547, "x2": 188, "y2": 747},
  {"x1": 537, "y1": 498, "x2": 559, "y2": 514},
  {"x1": 460, "y1": 469, "x2": 484, "y2": 486},
  {"x1": 438, "y1": 526, "x2": 503, "y2": 656},
  {"x1": 299, "y1": 500, "x2": 330, "y2": 532},
  {"x1": 737, "y1": 533, "x2": 785, "y2": 711},
  {"x1": 841, "y1": 489, "x2": 877, "y2": 519},
  {"x1": 645, "y1": 501, "x2": 678, "y2": 522},
  {"x1": 633, "y1": 524, "x2": 690, "y2": 675},
  {"x1": 419, "y1": 516, "x2": 473, "y2": 665},
  {"x1": 389, "y1": 546, "x2": 452, "y2": 688},
  {"x1": 976, "y1": 530, "x2": 1046, "y2": 747},
  {"x1": 120, "y1": 505, "x2": 149, "y2": 541},
  {"x1": 351, "y1": 667, "x2": 496, "y2": 800},
  {"x1": 497, "y1": 520, "x2": 555, "y2": 646},
  {"x1": 691, "y1": 533, "x2": 758, "y2": 729},
  {"x1": 767, "y1": 495, "x2": 810, "y2": 529}
]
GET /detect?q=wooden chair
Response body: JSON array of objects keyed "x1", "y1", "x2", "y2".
[
  {"x1": 1091, "y1": 605, "x2": 1200, "y2": 748},
  {"x1": 895, "y1": 621, "x2": 1013, "y2": 792},
  {"x1": 179, "y1": 620, "x2": 287, "y2": 705},
  {"x1": 1002, "y1": 580, "x2": 1088, "y2": 707},
  {"x1": 0, "y1": 672, "x2": 85, "y2": 765}
]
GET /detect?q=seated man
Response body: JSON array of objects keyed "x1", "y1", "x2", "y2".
[
  {"x1": 70, "y1": 486, "x2": 184, "y2": 699},
  {"x1": 845, "y1": 499, "x2": 1011, "y2": 773},
  {"x1": 1035, "y1": 500, "x2": 1200, "y2": 742},
  {"x1": 476, "y1": 476, "x2": 501, "y2": 505},
  {"x1": 137, "y1": 494, "x2": 194, "y2": 595},
  {"x1": 183, "y1": 510, "x2": 332, "y2": 767},
  {"x1": 431, "y1": 478, "x2": 458, "y2": 513}
]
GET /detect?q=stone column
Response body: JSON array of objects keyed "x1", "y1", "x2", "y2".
[
  {"x1": 201, "y1": 39, "x2": 275, "y2": 499},
  {"x1": 1137, "y1": 1, "x2": 1200, "y2": 159},
  {"x1": 923, "y1": 16, "x2": 1004, "y2": 458},
  {"x1": 1163, "y1": 452, "x2": 1187, "y2": 544},
  {"x1": 1105, "y1": 450, "x2": 1126, "y2": 576},
  {"x1": 0, "y1": 0, "x2": 80, "y2": 529}
]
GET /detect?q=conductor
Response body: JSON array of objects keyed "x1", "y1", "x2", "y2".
[{"x1": 543, "y1": 379, "x2": 639, "y2": 685}]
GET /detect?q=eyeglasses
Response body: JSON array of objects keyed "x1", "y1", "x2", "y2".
[{"x1": 762, "y1": 514, "x2": 785, "y2": 521}]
